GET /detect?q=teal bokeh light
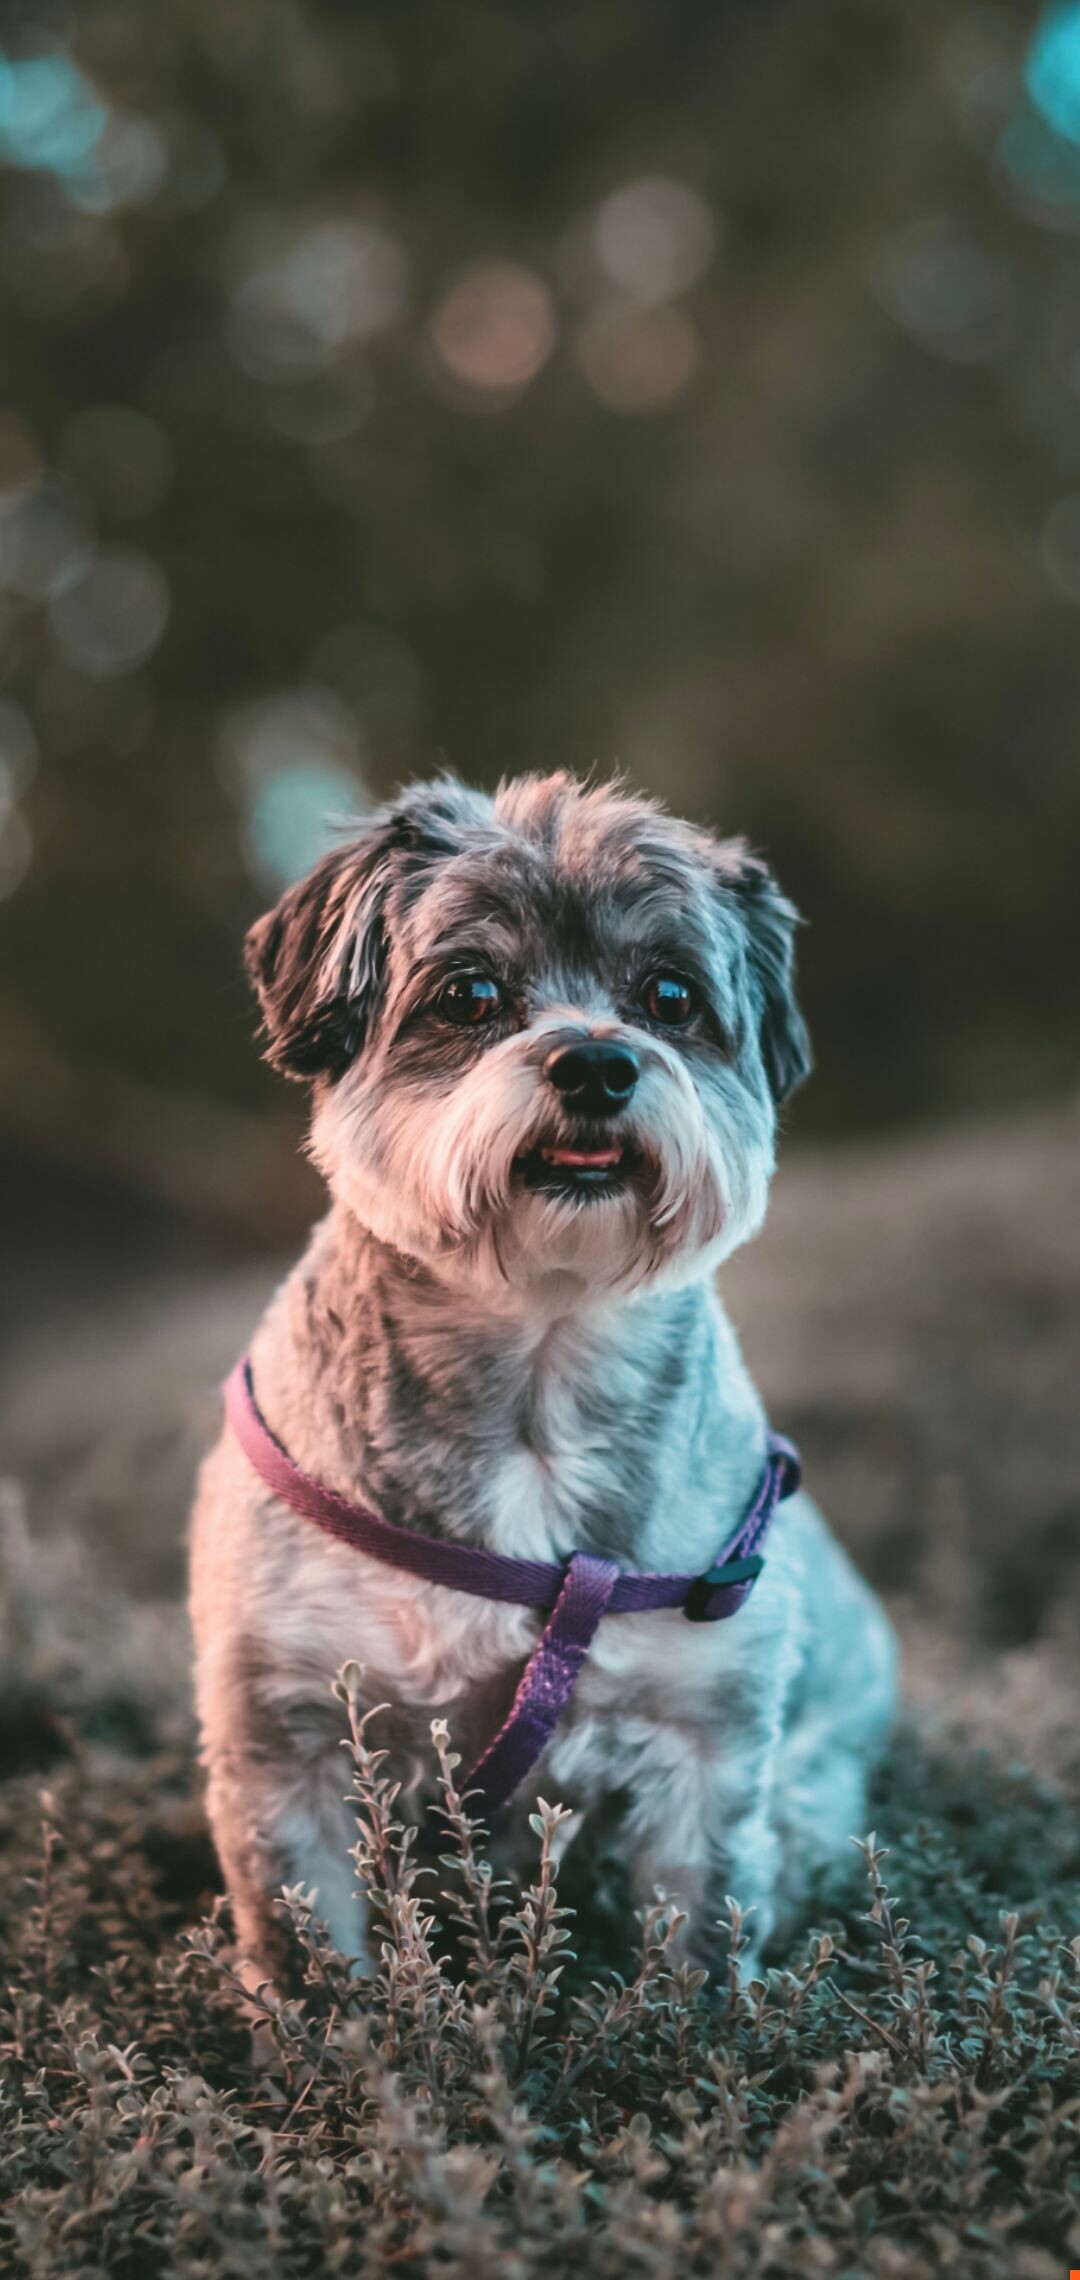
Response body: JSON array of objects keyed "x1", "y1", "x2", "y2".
[
  {"x1": 998, "y1": 109, "x2": 1080, "y2": 211},
  {"x1": 1025, "y1": 2, "x2": 1080, "y2": 146},
  {"x1": 996, "y1": 2, "x2": 1080, "y2": 215},
  {"x1": 0, "y1": 50, "x2": 106, "y2": 175},
  {"x1": 247, "y1": 761, "x2": 365, "y2": 887}
]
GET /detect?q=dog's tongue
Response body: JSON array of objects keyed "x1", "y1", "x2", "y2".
[{"x1": 541, "y1": 1144, "x2": 622, "y2": 1168}]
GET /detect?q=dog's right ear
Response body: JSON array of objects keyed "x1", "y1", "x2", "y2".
[
  {"x1": 244, "y1": 823, "x2": 400, "y2": 1083},
  {"x1": 245, "y1": 778, "x2": 490, "y2": 1081}
]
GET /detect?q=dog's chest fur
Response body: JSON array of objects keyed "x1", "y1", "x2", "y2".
[
  {"x1": 255, "y1": 1206, "x2": 766, "y2": 1562},
  {"x1": 232, "y1": 1207, "x2": 784, "y2": 1783}
]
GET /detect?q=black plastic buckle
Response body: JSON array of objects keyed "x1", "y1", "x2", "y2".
[{"x1": 684, "y1": 1552, "x2": 765, "y2": 1624}]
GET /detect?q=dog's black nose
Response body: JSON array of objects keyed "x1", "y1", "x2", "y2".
[{"x1": 544, "y1": 1037, "x2": 639, "y2": 1117}]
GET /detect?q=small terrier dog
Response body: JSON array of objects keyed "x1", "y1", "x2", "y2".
[{"x1": 191, "y1": 771, "x2": 896, "y2": 1984}]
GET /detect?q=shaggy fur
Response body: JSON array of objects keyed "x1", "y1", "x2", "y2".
[{"x1": 190, "y1": 773, "x2": 897, "y2": 1983}]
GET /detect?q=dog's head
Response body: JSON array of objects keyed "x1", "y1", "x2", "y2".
[{"x1": 245, "y1": 773, "x2": 811, "y2": 1300}]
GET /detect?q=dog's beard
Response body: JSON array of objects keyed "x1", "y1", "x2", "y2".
[{"x1": 312, "y1": 1038, "x2": 773, "y2": 1302}]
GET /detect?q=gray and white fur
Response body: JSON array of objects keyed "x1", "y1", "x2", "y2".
[{"x1": 190, "y1": 771, "x2": 897, "y2": 1984}]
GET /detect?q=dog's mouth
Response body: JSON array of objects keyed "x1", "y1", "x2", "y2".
[{"x1": 515, "y1": 1138, "x2": 640, "y2": 1200}]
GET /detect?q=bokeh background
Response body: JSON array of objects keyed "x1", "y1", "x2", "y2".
[{"x1": 0, "y1": 0, "x2": 1077, "y2": 1770}]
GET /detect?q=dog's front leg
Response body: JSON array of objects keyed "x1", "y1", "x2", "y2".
[
  {"x1": 203, "y1": 1738, "x2": 369, "y2": 1994},
  {"x1": 627, "y1": 1730, "x2": 782, "y2": 1980},
  {"x1": 630, "y1": 1826, "x2": 779, "y2": 1979},
  {"x1": 701, "y1": 1805, "x2": 781, "y2": 1981}
]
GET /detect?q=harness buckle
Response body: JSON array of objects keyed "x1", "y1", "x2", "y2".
[{"x1": 683, "y1": 1552, "x2": 764, "y2": 1624}]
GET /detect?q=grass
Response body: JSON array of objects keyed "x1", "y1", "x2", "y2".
[{"x1": 1, "y1": 1509, "x2": 1078, "y2": 2278}]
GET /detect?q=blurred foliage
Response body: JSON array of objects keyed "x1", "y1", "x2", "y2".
[{"x1": 1, "y1": 0, "x2": 1079, "y2": 1205}]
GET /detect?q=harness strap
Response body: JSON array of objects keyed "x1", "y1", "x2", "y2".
[
  {"x1": 224, "y1": 1355, "x2": 801, "y2": 1817},
  {"x1": 468, "y1": 1551, "x2": 620, "y2": 1817}
]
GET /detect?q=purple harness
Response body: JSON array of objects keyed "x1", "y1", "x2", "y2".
[{"x1": 225, "y1": 1356, "x2": 800, "y2": 1819}]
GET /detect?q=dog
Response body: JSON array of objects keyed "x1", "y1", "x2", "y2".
[{"x1": 190, "y1": 770, "x2": 897, "y2": 1986}]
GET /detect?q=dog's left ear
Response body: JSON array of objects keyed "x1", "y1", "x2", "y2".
[{"x1": 723, "y1": 850, "x2": 813, "y2": 1105}]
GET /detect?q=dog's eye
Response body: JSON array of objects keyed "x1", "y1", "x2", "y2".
[
  {"x1": 641, "y1": 973, "x2": 697, "y2": 1027},
  {"x1": 436, "y1": 974, "x2": 505, "y2": 1026}
]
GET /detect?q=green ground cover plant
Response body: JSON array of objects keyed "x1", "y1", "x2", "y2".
[{"x1": 1, "y1": 1598, "x2": 1078, "y2": 2280}]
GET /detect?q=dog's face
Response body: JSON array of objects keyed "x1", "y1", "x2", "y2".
[{"x1": 245, "y1": 774, "x2": 810, "y2": 1301}]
